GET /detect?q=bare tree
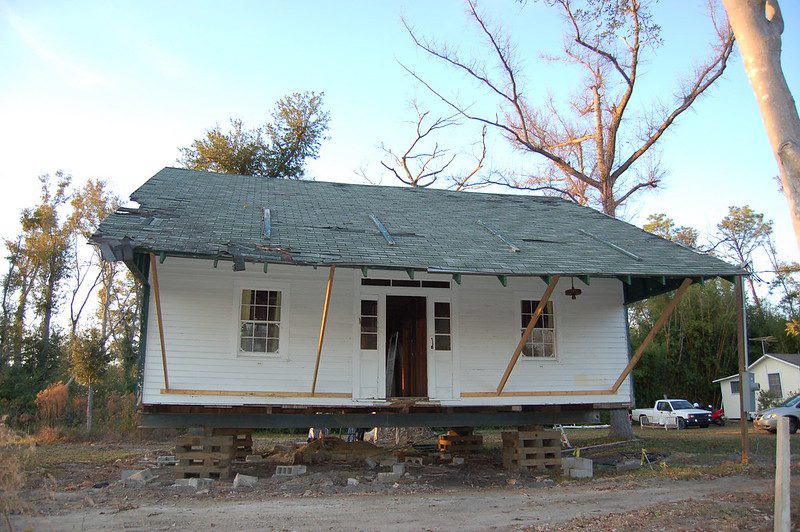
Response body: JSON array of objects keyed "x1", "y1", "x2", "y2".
[
  {"x1": 721, "y1": 0, "x2": 800, "y2": 251},
  {"x1": 366, "y1": 101, "x2": 488, "y2": 190},
  {"x1": 404, "y1": 0, "x2": 735, "y2": 216}
]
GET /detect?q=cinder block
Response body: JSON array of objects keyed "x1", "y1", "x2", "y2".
[
  {"x1": 120, "y1": 470, "x2": 142, "y2": 481},
  {"x1": 347, "y1": 477, "x2": 359, "y2": 486},
  {"x1": 569, "y1": 468, "x2": 592, "y2": 479},
  {"x1": 275, "y1": 465, "x2": 307, "y2": 477},
  {"x1": 365, "y1": 457, "x2": 378, "y2": 469},
  {"x1": 232, "y1": 473, "x2": 259, "y2": 488},
  {"x1": 561, "y1": 457, "x2": 576, "y2": 470},
  {"x1": 404, "y1": 457, "x2": 423, "y2": 466},
  {"x1": 245, "y1": 455, "x2": 264, "y2": 463},
  {"x1": 379, "y1": 457, "x2": 398, "y2": 467},
  {"x1": 126, "y1": 469, "x2": 156, "y2": 485},
  {"x1": 392, "y1": 463, "x2": 406, "y2": 475},
  {"x1": 572, "y1": 458, "x2": 593, "y2": 473},
  {"x1": 439, "y1": 453, "x2": 452, "y2": 460},
  {"x1": 452, "y1": 457, "x2": 465, "y2": 466},
  {"x1": 156, "y1": 455, "x2": 178, "y2": 466},
  {"x1": 377, "y1": 472, "x2": 401, "y2": 483},
  {"x1": 172, "y1": 478, "x2": 213, "y2": 489}
]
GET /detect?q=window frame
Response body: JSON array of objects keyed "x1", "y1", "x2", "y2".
[
  {"x1": 517, "y1": 297, "x2": 558, "y2": 361},
  {"x1": 233, "y1": 281, "x2": 290, "y2": 359},
  {"x1": 768, "y1": 372, "x2": 783, "y2": 398},
  {"x1": 730, "y1": 380, "x2": 740, "y2": 394}
]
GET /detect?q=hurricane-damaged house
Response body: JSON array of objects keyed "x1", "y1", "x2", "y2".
[{"x1": 91, "y1": 167, "x2": 744, "y2": 430}]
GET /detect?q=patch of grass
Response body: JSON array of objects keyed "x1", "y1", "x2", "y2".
[{"x1": 23, "y1": 444, "x2": 142, "y2": 468}]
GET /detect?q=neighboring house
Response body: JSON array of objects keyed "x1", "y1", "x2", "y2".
[
  {"x1": 713, "y1": 354, "x2": 800, "y2": 419},
  {"x1": 91, "y1": 167, "x2": 743, "y2": 429}
]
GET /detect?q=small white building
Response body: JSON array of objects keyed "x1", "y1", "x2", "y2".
[
  {"x1": 92, "y1": 168, "x2": 744, "y2": 430},
  {"x1": 713, "y1": 354, "x2": 800, "y2": 419}
]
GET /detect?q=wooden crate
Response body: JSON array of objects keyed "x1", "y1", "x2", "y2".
[
  {"x1": 211, "y1": 428, "x2": 253, "y2": 461},
  {"x1": 438, "y1": 432, "x2": 484, "y2": 453},
  {"x1": 174, "y1": 434, "x2": 235, "y2": 479},
  {"x1": 501, "y1": 429, "x2": 562, "y2": 472}
]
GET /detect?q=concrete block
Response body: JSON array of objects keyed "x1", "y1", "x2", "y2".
[
  {"x1": 404, "y1": 457, "x2": 423, "y2": 466},
  {"x1": 275, "y1": 464, "x2": 307, "y2": 477},
  {"x1": 392, "y1": 463, "x2": 406, "y2": 475},
  {"x1": 452, "y1": 457, "x2": 465, "y2": 466},
  {"x1": 172, "y1": 478, "x2": 213, "y2": 489},
  {"x1": 572, "y1": 458, "x2": 593, "y2": 473},
  {"x1": 156, "y1": 455, "x2": 177, "y2": 466},
  {"x1": 232, "y1": 473, "x2": 259, "y2": 488},
  {"x1": 561, "y1": 457, "x2": 576, "y2": 470},
  {"x1": 245, "y1": 454, "x2": 265, "y2": 463},
  {"x1": 126, "y1": 469, "x2": 156, "y2": 485},
  {"x1": 439, "y1": 453, "x2": 451, "y2": 460},
  {"x1": 616, "y1": 459, "x2": 640, "y2": 472},
  {"x1": 569, "y1": 468, "x2": 592, "y2": 479},
  {"x1": 364, "y1": 457, "x2": 378, "y2": 469},
  {"x1": 347, "y1": 478, "x2": 359, "y2": 486},
  {"x1": 379, "y1": 457, "x2": 398, "y2": 467},
  {"x1": 120, "y1": 470, "x2": 142, "y2": 481},
  {"x1": 377, "y1": 472, "x2": 401, "y2": 483}
]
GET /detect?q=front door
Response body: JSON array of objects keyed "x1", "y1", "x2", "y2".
[
  {"x1": 357, "y1": 297, "x2": 383, "y2": 399},
  {"x1": 427, "y1": 297, "x2": 454, "y2": 399}
]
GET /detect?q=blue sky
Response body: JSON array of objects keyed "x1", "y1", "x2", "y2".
[{"x1": 0, "y1": 0, "x2": 798, "y2": 274}]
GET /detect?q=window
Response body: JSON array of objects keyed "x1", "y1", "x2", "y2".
[
  {"x1": 730, "y1": 380, "x2": 740, "y2": 394},
  {"x1": 656, "y1": 401, "x2": 671, "y2": 412},
  {"x1": 434, "y1": 302, "x2": 451, "y2": 350},
  {"x1": 768, "y1": 373, "x2": 783, "y2": 398},
  {"x1": 360, "y1": 300, "x2": 378, "y2": 350},
  {"x1": 240, "y1": 289, "x2": 281, "y2": 355},
  {"x1": 521, "y1": 300, "x2": 555, "y2": 358}
]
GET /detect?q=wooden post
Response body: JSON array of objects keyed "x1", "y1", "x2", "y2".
[
  {"x1": 311, "y1": 265, "x2": 336, "y2": 395},
  {"x1": 610, "y1": 278, "x2": 692, "y2": 392},
  {"x1": 735, "y1": 275, "x2": 749, "y2": 464},
  {"x1": 496, "y1": 276, "x2": 560, "y2": 395},
  {"x1": 774, "y1": 415, "x2": 790, "y2": 532},
  {"x1": 149, "y1": 253, "x2": 169, "y2": 390}
]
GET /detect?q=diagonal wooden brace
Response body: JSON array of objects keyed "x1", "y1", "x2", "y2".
[
  {"x1": 311, "y1": 265, "x2": 336, "y2": 395},
  {"x1": 496, "y1": 275, "x2": 560, "y2": 395},
  {"x1": 150, "y1": 253, "x2": 170, "y2": 390}
]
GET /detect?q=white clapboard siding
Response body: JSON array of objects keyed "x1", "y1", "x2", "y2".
[{"x1": 142, "y1": 257, "x2": 631, "y2": 406}]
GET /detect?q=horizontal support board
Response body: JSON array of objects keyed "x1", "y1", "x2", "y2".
[{"x1": 161, "y1": 388, "x2": 351, "y2": 398}]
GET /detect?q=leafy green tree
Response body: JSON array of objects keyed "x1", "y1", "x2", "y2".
[
  {"x1": 179, "y1": 91, "x2": 330, "y2": 179},
  {"x1": 69, "y1": 328, "x2": 108, "y2": 432}
]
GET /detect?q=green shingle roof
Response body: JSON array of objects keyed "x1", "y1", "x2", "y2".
[{"x1": 93, "y1": 167, "x2": 742, "y2": 291}]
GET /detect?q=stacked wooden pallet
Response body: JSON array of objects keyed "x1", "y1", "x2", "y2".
[
  {"x1": 438, "y1": 428, "x2": 483, "y2": 454},
  {"x1": 501, "y1": 428, "x2": 562, "y2": 472},
  {"x1": 211, "y1": 428, "x2": 253, "y2": 461},
  {"x1": 174, "y1": 434, "x2": 235, "y2": 479}
]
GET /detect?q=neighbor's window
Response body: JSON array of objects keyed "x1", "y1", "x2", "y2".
[
  {"x1": 730, "y1": 380, "x2": 740, "y2": 394},
  {"x1": 768, "y1": 373, "x2": 783, "y2": 398},
  {"x1": 240, "y1": 289, "x2": 281, "y2": 354},
  {"x1": 521, "y1": 300, "x2": 555, "y2": 358},
  {"x1": 360, "y1": 300, "x2": 378, "y2": 350}
]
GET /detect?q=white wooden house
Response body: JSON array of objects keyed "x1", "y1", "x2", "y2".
[
  {"x1": 714, "y1": 354, "x2": 800, "y2": 419},
  {"x1": 92, "y1": 168, "x2": 744, "y2": 429}
]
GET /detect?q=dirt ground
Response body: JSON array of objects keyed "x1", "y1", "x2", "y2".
[{"x1": 4, "y1": 424, "x2": 800, "y2": 531}]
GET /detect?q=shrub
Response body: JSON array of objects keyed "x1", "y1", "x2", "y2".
[{"x1": 34, "y1": 382, "x2": 68, "y2": 423}]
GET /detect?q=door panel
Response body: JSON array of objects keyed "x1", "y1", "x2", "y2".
[
  {"x1": 358, "y1": 297, "x2": 383, "y2": 399},
  {"x1": 428, "y1": 297, "x2": 454, "y2": 399}
]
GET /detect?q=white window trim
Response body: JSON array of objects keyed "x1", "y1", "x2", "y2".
[
  {"x1": 232, "y1": 281, "x2": 290, "y2": 359},
  {"x1": 517, "y1": 296, "x2": 559, "y2": 361}
]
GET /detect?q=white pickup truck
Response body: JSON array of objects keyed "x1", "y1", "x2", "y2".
[{"x1": 632, "y1": 399, "x2": 711, "y2": 429}]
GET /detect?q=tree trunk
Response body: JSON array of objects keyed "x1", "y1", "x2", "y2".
[
  {"x1": 86, "y1": 384, "x2": 93, "y2": 433},
  {"x1": 722, "y1": 0, "x2": 800, "y2": 250},
  {"x1": 608, "y1": 408, "x2": 634, "y2": 439}
]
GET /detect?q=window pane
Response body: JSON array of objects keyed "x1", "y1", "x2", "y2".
[
  {"x1": 361, "y1": 316, "x2": 377, "y2": 333},
  {"x1": 255, "y1": 290, "x2": 269, "y2": 305},
  {"x1": 521, "y1": 300, "x2": 532, "y2": 314},
  {"x1": 730, "y1": 381, "x2": 740, "y2": 394},
  {"x1": 241, "y1": 322, "x2": 254, "y2": 337},
  {"x1": 435, "y1": 335, "x2": 451, "y2": 350},
  {"x1": 542, "y1": 329, "x2": 554, "y2": 345},
  {"x1": 434, "y1": 302, "x2": 450, "y2": 318},
  {"x1": 254, "y1": 323, "x2": 267, "y2": 338},
  {"x1": 268, "y1": 306, "x2": 281, "y2": 321},
  {"x1": 240, "y1": 337, "x2": 253, "y2": 352},
  {"x1": 532, "y1": 344, "x2": 545, "y2": 357},
  {"x1": 361, "y1": 300, "x2": 377, "y2": 316},
  {"x1": 254, "y1": 305, "x2": 268, "y2": 321},
  {"x1": 241, "y1": 290, "x2": 253, "y2": 306},
  {"x1": 542, "y1": 343, "x2": 553, "y2": 357},
  {"x1": 241, "y1": 304, "x2": 253, "y2": 320},
  {"x1": 269, "y1": 291, "x2": 281, "y2": 306},
  {"x1": 522, "y1": 341, "x2": 532, "y2": 357},
  {"x1": 361, "y1": 333, "x2": 377, "y2": 350},
  {"x1": 435, "y1": 318, "x2": 450, "y2": 334},
  {"x1": 268, "y1": 323, "x2": 280, "y2": 338},
  {"x1": 253, "y1": 337, "x2": 267, "y2": 352},
  {"x1": 267, "y1": 338, "x2": 279, "y2": 353}
]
